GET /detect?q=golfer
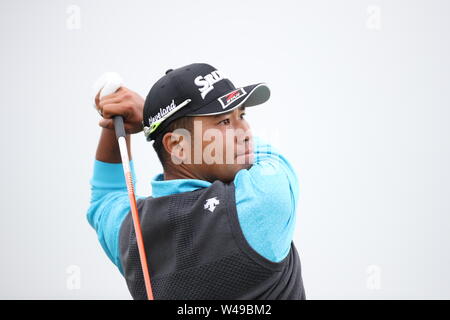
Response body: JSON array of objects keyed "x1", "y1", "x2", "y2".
[{"x1": 87, "y1": 63, "x2": 306, "y2": 300}]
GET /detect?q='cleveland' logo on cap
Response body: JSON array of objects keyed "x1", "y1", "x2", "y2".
[
  {"x1": 194, "y1": 70, "x2": 225, "y2": 99},
  {"x1": 218, "y1": 88, "x2": 247, "y2": 109}
]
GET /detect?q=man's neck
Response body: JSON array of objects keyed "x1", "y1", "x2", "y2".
[{"x1": 163, "y1": 166, "x2": 202, "y2": 181}]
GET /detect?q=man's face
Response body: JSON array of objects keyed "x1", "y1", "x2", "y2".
[{"x1": 170, "y1": 106, "x2": 253, "y2": 183}]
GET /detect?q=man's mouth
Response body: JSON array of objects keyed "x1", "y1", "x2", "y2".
[{"x1": 235, "y1": 148, "x2": 253, "y2": 158}]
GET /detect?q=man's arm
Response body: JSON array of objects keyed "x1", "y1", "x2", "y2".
[
  {"x1": 233, "y1": 136, "x2": 300, "y2": 263},
  {"x1": 96, "y1": 128, "x2": 131, "y2": 163},
  {"x1": 87, "y1": 87, "x2": 146, "y2": 274}
]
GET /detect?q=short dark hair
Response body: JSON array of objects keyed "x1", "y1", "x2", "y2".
[{"x1": 152, "y1": 116, "x2": 194, "y2": 169}]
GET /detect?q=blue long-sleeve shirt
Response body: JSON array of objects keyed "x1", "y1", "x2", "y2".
[{"x1": 87, "y1": 136, "x2": 300, "y2": 275}]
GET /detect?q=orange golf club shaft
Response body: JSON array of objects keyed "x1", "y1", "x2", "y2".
[{"x1": 114, "y1": 115, "x2": 154, "y2": 300}]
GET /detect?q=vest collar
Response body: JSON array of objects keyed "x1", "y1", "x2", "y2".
[{"x1": 151, "y1": 173, "x2": 212, "y2": 198}]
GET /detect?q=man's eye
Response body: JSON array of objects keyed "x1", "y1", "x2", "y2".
[
  {"x1": 240, "y1": 113, "x2": 246, "y2": 119},
  {"x1": 219, "y1": 119, "x2": 230, "y2": 125}
]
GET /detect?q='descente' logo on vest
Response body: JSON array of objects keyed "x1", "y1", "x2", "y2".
[{"x1": 204, "y1": 197, "x2": 220, "y2": 213}]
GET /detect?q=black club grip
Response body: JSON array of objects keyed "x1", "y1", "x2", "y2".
[{"x1": 113, "y1": 116, "x2": 126, "y2": 139}]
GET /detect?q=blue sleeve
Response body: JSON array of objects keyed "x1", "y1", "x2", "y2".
[
  {"x1": 233, "y1": 136, "x2": 300, "y2": 262},
  {"x1": 86, "y1": 159, "x2": 145, "y2": 274}
]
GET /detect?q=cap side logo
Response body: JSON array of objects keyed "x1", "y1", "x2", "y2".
[
  {"x1": 218, "y1": 88, "x2": 247, "y2": 109},
  {"x1": 143, "y1": 98, "x2": 191, "y2": 137}
]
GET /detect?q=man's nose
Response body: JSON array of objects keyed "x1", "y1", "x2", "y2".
[{"x1": 234, "y1": 119, "x2": 251, "y2": 145}]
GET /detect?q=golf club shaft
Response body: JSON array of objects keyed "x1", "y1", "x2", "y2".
[{"x1": 113, "y1": 116, "x2": 154, "y2": 300}]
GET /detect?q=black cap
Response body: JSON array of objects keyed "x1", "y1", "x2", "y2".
[{"x1": 142, "y1": 63, "x2": 270, "y2": 141}]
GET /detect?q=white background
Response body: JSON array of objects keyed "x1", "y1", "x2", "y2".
[{"x1": 0, "y1": 0, "x2": 449, "y2": 299}]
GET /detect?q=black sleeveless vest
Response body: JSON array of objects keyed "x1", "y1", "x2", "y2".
[{"x1": 119, "y1": 179, "x2": 306, "y2": 300}]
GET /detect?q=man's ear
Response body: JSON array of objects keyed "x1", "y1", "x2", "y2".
[{"x1": 162, "y1": 130, "x2": 192, "y2": 165}]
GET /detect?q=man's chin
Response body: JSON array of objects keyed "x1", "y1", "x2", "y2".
[
  {"x1": 240, "y1": 162, "x2": 253, "y2": 171},
  {"x1": 213, "y1": 164, "x2": 252, "y2": 183},
  {"x1": 232, "y1": 162, "x2": 253, "y2": 177}
]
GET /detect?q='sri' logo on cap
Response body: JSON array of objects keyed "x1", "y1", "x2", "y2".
[{"x1": 194, "y1": 70, "x2": 225, "y2": 99}]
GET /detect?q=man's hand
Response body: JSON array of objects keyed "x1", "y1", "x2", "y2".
[
  {"x1": 95, "y1": 87, "x2": 144, "y2": 134},
  {"x1": 94, "y1": 86, "x2": 144, "y2": 163}
]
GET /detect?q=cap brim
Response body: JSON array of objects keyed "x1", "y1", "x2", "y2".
[{"x1": 185, "y1": 83, "x2": 270, "y2": 116}]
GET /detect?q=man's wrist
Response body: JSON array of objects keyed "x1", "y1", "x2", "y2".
[{"x1": 95, "y1": 128, "x2": 131, "y2": 163}]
